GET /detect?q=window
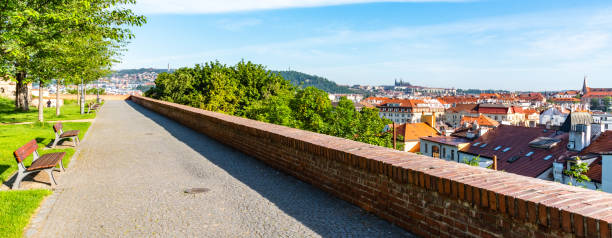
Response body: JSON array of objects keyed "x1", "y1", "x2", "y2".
[
  {"x1": 451, "y1": 150, "x2": 455, "y2": 160},
  {"x1": 494, "y1": 146, "x2": 502, "y2": 150},
  {"x1": 543, "y1": 155, "x2": 553, "y2": 160},
  {"x1": 480, "y1": 143, "x2": 487, "y2": 148},
  {"x1": 425, "y1": 144, "x2": 428, "y2": 153},
  {"x1": 473, "y1": 142, "x2": 481, "y2": 146},
  {"x1": 502, "y1": 147, "x2": 511, "y2": 152},
  {"x1": 525, "y1": 151, "x2": 534, "y2": 157},
  {"x1": 508, "y1": 155, "x2": 521, "y2": 163}
]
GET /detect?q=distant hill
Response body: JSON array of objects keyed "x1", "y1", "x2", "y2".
[
  {"x1": 275, "y1": 70, "x2": 361, "y2": 94},
  {"x1": 113, "y1": 68, "x2": 362, "y2": 94},
  {"x1": 113, "y1": 68, "x2": 173, "y2": 75}
]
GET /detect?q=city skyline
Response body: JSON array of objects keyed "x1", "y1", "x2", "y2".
[{"x1": 118, "y1": 0, "x2": 612, "y2": 91}]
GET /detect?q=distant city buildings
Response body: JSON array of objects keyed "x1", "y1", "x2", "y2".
[{"x1": 357, "y1": 77, "x2": 610, "y2": 193}]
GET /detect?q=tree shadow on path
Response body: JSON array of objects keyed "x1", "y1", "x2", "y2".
[{"x1": 126, "y1": 100, "x2": 415, "y2": 238}]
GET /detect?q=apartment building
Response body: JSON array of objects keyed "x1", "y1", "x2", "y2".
[{"x1": 377, "y1": 99, "x2": 444, "y2": 124}]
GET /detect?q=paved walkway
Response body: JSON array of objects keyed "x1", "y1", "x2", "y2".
[{"x1": 31, "y1": 100, "x2": 413, "y2": 237}]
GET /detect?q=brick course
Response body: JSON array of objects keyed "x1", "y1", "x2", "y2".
[{"x1": 130, "y1": 95, "x2": 612, "y2": 238}]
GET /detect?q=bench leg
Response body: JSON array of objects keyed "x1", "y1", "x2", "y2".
[
  {"x1": 47, "y1": 170, "x2": 57, "y2": 185},
  {"x1": 74, "y1": 136, "x2": 80, "y2": 146},
  {"x1": 51, "y1": 138, "x2": 60, "y2": 148},
  {"x1": 59, "y1": 159, "x2": 65, "y2": 172},
  {"x1": 12, "y1": 172, "x2": 25, "y2": 190}
]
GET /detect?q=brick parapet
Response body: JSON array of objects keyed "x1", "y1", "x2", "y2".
[{"x1": 130, "y1": 95, "x2": 612, "y2": 237}]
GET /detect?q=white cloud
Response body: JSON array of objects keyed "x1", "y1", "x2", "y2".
[
  {"x1": 133, "y1": 0, "x2": 470, "y2": 14},
  {"x1": 118, "y1": 5, "x2": 612, "y2": 90}
]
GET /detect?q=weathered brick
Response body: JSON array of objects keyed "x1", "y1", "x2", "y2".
[{"x1": 131, "y1": 95, "x2": 612, "y2": 238}]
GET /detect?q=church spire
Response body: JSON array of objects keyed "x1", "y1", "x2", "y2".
[{"x1": 582, "y1": 75, "x2": 589, "y2": 95}]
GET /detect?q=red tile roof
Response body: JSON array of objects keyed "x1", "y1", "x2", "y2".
[
  {"x1": 378, "y1": 99, "x2": 426, "y2": 108},
  {"x1": 511, "y1": 106, "x2": 524, "y2": 114},
  {"x1": 552, "y1": 98, "x2": 581, "y2": 102},
  {"x1": 581, "y1": 131, "x2": 612, "y2": 155},
  {"x1": 362, "y1": 97, "x2": 390, "y2": 106},
  {"x1": 437, "y1": 98, "x2": 449, "y2": 105},
  {"x1": 480, "y1": 93, "x2": 500, "y2": 98},
  {"x1": 518, "y1": 93, "x2": 545, "y2": 101},
  {"x1": 523, "y1": 108, "x2": 539, "y2": 115},
  {"x1": 439, "y1": 96, "x2": 479, "y2": 104},
  {"x1": 392, "y1": 122, "x2": 439, "y2": 141},
  {"x1": 460, "y1": 114, "x2": 500, "y2": 127},
  {"x1": 478, "y1": 107, "x2": 509, "y2": 114},
  {"x1": 460, "y1": 125, "x2": 577, "y2": 178},
  {"x1": 447, "y1": 103, "x2": 478, "y2": 113},
  {"x1": 586, "y1": 158, "x2": 602, "y2": 183},
  {"x1": 584, "y1": 91, "x2": 612, "y2": 97}
]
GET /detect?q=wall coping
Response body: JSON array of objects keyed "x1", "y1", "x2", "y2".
[{"x1": 130, "y1": 95, "x2": 612, "y2": 237}]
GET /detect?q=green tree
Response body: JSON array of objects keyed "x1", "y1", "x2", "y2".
[
  {"x1": 147, "y1": 60, "x2": 396, "y2": 150},
  {"x1": 564, "y1": 157, "x2": 591, "y2": 186},
  {"x1": 0, "y1": 0, "x2": 146, "y2": 118},
  {"x1": 602, "y1": 96, "x2": 612, "y2": 112},
  {"x1": 591, "y1": 98, "x2": 601, "y2": 110},
  {"x1": 328, "y1": 97, "x2": 358, "y2": 138},
  {"x1": 354, "y1": 108, "x2": 392, "y2": 147},
  {"x1": 290, "y1": 87, "x2": 332, "y2": 133},
  {"x1": 462, "y1": 156, "x2": 480, "y2": 166},
  {"x1": 245, "y1": 91, "x2": 296, "y2": 127}
]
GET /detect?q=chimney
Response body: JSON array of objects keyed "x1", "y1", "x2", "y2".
[
  {"x1": 493, "y1": 155, "x2": 498, "y2": 170},
  {"x1": 478, "y1": 127, "x2": 489, "y2": 136},
  {"x1": 421, "y1": 114, "x2": 435, "y2": 127}
]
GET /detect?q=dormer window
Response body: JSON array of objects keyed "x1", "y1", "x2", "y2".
[
  {"x1": 494, "y1": 146, "x2": 502, "y2": 150},
  {"x1": 525, "y1": 151, "x2": 534, "y2": 157},
  {"x1": 502, "y1": 147, "x2": 511, "y2": 152},
  {"x1": 543, "y1": 155, "x2": 553, "y2": 160},
  {"x1": 480, "y1": 143, "x2": 487, "y2": 148},
  {"x1": 473, "y1": 142, "x2": 481, "y2": 146}
]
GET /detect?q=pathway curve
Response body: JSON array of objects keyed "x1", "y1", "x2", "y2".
[{"x1": 32, "y1": 100, "x2": 414, "y2": 237}]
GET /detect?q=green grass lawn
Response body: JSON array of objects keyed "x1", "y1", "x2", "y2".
[
  {"x1": 0, "y1": 122, "x2": 91, "y2": 182},
  {"x1": 0, "y1": 97, "x2": 99, "y2": 123},
  {"x1": 0, "y1": 189, "x2": 52, "y2": 238}
]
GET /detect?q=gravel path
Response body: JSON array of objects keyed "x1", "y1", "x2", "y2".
[{"x1": 33, "y1": 100, "x2": 414, "y2": 237}]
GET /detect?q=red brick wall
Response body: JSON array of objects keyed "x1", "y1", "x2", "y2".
[{"x1": 130, "y1": 95, "x2": 612, "y2": 238}]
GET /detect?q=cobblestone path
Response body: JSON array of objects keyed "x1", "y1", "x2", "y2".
[{"x1": 33, "y1": 100, "x2": 414, "y2": 237}]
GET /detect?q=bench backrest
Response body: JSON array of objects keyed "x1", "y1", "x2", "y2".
[
  {"x1": 14, "y1": 139, "x2": 38, "y2": 163},
  {"x1": 53, "y1": 122, "x2": 63, "y2": 133}
]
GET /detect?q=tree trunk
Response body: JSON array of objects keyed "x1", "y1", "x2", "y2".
[
  {"x1": 56, "y1": 79, "x2": 60, "y2": 116},
  {"x1": 14, "y1": 72, "x2": 30, "y2": 111},
  {"x1": 38, "y1": 80, "x2": 44, "y2": 122},
  {"x1": 80, "y1": 79, "x2": 85, "y2": 114},
  {"x1": 77, "y1": 83, "x2": 80, "y2": 108},
  {"x1": 96, "y1": 81, "x2": 100, "y2": 103}
]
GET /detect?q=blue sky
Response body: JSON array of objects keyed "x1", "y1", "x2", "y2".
[{"x1": 119, "y1": 0, "x2": 612, "y2": 91}]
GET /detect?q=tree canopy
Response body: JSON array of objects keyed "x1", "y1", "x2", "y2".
[
  {"x1": 1, "y1": 0, "x2": 146, "y2": 116},
  {"x1": 147, "y1": 61, "x2": 394, "y2": 148}
]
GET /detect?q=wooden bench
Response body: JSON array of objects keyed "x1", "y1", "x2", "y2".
[
  {"x1": 13, "y1": 139, "x2": 65, "y2": 189},
  {"x1": 51, "y1": 122, "x2": 80, "y2": 148},
  {"x1": 87, "y1": 103, "x2": 101, "y2": 113}
]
